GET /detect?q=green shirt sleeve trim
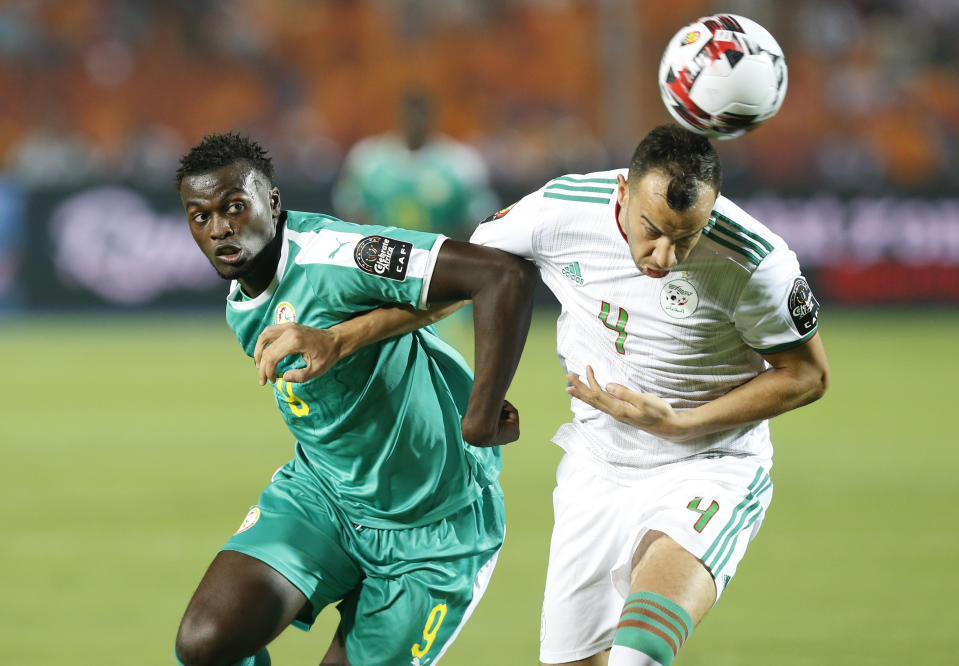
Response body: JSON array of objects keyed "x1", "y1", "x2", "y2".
[
  {"x1": 544, "y1": 182, "x2": 616, "y2": 195},
  {"x1": 712, "y1": 210, "x2": 775, "y2": 251},
  {"x1": 551, "y1": 175, "x2": 618, "y2": 185},
  {"x1": 703, "y1": 226, "x2": 762, "y2": 265},
  {"x1": 543, "y1": 191, "x2": 612, "y2": 205},
  {"x1": 750, "y1": 326, "x2": 818, "y2": 354}
]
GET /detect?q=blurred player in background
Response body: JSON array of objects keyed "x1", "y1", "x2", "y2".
[
  {"x1": 332, "y1": 89, "x2": 497, "y2": 240},
  {"x1": 173, "y1": 132, "x2": 534, "y2": 666},
  {"x1": 306, "y1": 123, "x2": 830, "y2": 665}
]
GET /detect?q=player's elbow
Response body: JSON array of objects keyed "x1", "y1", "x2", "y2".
[
  {"x1": 474, "y1": 252, "x2": 537, "y2": 312},
  {"x1": 460, "y1": 421, "x2": 496, "y2": 447},
  {"x1": 801, "y1": 362, "x2": 830, "y2": 405},
  {"x1": 497, "y1": 253, "x2": 537, "y2": 293}
]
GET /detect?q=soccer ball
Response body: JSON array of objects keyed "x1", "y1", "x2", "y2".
[{"x1": 658, "y1": 14, "x2": 788, "y2": 140}]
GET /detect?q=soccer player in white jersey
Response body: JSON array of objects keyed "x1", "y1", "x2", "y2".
[
  {"x1": 274, "y1": 124, "x2": 831, "y2": 665},
  {"x1": 468, "y1": 123, "x2": 830, "y2": 665}
]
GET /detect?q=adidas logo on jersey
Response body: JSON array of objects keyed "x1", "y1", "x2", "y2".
[{"x1": 562, "y1": 262, "x2": 584, "y2": 285}]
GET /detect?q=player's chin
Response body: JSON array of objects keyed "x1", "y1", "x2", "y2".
[{"x1": 211, "y1": 258, "x2": 250, "y2": 281}]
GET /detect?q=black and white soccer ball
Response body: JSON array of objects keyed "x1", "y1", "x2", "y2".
[{"x1": 658, "y1": 14, "x2": 788, "y2": 140}]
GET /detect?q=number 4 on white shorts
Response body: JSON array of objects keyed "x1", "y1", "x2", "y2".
[{"x1": 686, "y1": 497, "x2": 719, "y2": 533}]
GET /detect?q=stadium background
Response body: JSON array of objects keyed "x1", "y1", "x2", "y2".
[{"x1": 1, "y1": 1, "x2": 957, "y2": 664}]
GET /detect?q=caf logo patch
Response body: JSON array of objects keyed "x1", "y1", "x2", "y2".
[
  {"x1": 660, "y1": 278, "x2": 699, "y2": 319},
  {"x1": 274, "y1": 301, "x2": 296, "y2": 324},
  {"x1": 354, "y1": 235, "x2": 412, "y2": 281},
  {"x1": 235, "y1": 506, "x2": 260, "y2": 534},
  {"x1": 682, "y1": 30, "x2": 701, "y2": 45},
  {"x1": 788, "y1": 277, "x2": 820, "y2": 333},
  {"x1": 481, "y1": 203, "x2": 516, "y2": 223}
]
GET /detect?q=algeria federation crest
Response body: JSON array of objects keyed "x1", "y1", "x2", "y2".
[
  {"x1": 274, "y1": 301, "x2": 296, "y2": 324},
  {"x1": 660, "y1": 278, "x2": 699, "y2": 318}
]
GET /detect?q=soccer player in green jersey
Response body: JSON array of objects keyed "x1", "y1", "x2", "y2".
[
  {"x1": 173, "y1": 133, "x2": 535, "y2": 666},
  {"x1": 332, "y1": 90, "x2": 497, "y2": 239}
]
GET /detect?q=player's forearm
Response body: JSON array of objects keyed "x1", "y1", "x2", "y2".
[
  {"x1": 331, "y1": 301, "x2": 470, "y2": 358},
  {"x1": 460, "y1": 259, "x2": 536, "y2": 444},
  {"x1": 672, "y1": 362, "x2": 828, "y2": 441}
]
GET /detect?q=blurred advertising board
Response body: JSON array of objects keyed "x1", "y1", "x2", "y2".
[
  {"x1": 21, "y1": 185, "x2": 223, "y2": 308},
  {"x1": 741, "y1": 194, "x2": 959, "y2": 304},
  {"x1": 5, "y1": 183, "x2": 959, "y2": 311},
  {"x1": 12, "y1": 184, "x2": 334, "y2": 311}
]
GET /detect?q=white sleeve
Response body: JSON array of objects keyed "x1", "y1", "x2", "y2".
[
  {"x1": 468, "y1": 191, "x2": 541, "y2": 260},
  {"x1": 733, "y1": 246, "x2": 821, "y2": 354}
]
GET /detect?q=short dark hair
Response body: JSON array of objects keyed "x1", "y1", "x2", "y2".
[
  {"x1": 175, "y1": 132, "x2": 275, "y2": 191},
  {"x1": 628, "y1": 124, "x2": 722, "y2": 211}
]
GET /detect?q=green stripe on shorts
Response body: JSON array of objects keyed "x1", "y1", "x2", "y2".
[{"x1": 702, "y1": 467, "x2": 771, "y2": 572}]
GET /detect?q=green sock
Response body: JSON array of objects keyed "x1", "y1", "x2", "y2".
[{"x1": 612, "y1": 592, "x2": 693, "y2": 666}]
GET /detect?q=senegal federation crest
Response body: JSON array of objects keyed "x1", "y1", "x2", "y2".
[
  {"x1": 274, "y1": 301, "x2": 296, "y2": 324},
  {"x1": 660, "y1": 278, "x2": 699, "y2": 319},
  {"x1": 235, "y1": 506, "x2": 261, "y2": 534}
]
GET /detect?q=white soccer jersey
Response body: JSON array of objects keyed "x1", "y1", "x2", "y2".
[{"x1": 470, "y1": 169, "x2": 820, "y2": 476}]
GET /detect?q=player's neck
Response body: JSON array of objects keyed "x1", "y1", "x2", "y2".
[{"x1": 238, "y1": 220, "x2": 284, "y2": 298}]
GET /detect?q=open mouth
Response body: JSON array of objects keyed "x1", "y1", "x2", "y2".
[
  {"x1": 642, "y1": 266, "x2": 670, "y2": 278},
  {"x1": 214, "y1": 244, "x2": 243, "y2": 264}
]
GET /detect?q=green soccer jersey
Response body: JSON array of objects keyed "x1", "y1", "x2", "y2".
[
  {"x1": 225, "y1": 211, "x2": 500, "y2": 529},
  {"x1": 332, "y1": 134, "x2": 497, "y2": 236}
]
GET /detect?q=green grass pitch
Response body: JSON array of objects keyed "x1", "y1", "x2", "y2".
[{"x1": 1, "y1": 310, "x2": 957, "y2": 664}]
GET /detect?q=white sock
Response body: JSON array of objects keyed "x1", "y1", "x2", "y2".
[{"x1": 608, "y1": 644, "x2": 666, "y2": 666}]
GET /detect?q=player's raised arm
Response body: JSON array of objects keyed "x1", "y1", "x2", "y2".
[
  {"x1": 254, "y1": 238, "x2": 536, "y2": 446},
  {"x1": 568, "y1": 333, "x2": 830, "y2": 442},
  {"x1": 426, "y1": 240, "x2": 537, "y2": 446},
  {"x1": 254, "y1": 300, "x2": 469, "y2": 385}
]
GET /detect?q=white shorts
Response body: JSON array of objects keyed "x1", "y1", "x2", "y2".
[{"x1": 539, "y1": 452, "x2": 773, "y2": 663}]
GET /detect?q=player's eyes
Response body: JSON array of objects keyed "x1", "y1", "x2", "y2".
[
  {"x1": 191, "y1": 213, "x2": 208, "y2": 225},
  {"x1": 227, "y1": 202, "x2": 245, "y2": 214}
]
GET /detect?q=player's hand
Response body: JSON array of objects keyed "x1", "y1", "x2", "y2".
[
  {"x1": 567, "y1": 366, "x2": 683, "y2": 440},
  {"x1": 254, "y1": 323, "x2": 344, "y2": 386},
  {"x1": 462, "y1": 399, "x2": 520, "y2": 447}
]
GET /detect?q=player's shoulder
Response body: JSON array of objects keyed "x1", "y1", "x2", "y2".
[
  {"x1": 284, "y1": 212, "x2": 439, "y2": 278},
  {"x1": 282, "y1": 211, "x2": 368, "y2": 266},
  {"x1": 700, "y1": 195, "x2": 791, "y2": 271},
  {"x1": 284, "y1": 210, "x2": 360, "y2": 238},
  {"x1": 522, "y1": 168, "x2": 623, "y2": 232},
  {"x1": 538, "y1": 168, "x2": 623, "y2": 206}
]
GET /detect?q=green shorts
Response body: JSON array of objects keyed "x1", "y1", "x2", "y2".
[{"x1": 223, "y1": 460, "x2": 506, "y2": 666}]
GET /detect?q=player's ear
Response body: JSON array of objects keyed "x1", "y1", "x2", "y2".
[
  {"x1": 270, "y1": 187, "x2": 282, "y2": 220},
  {"x1": 616, "y1": 174, "x2": 629, "y2": 207}
]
